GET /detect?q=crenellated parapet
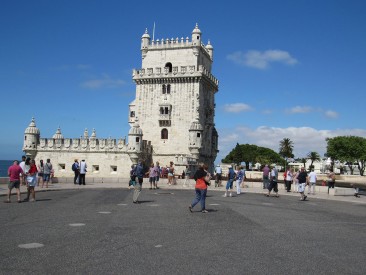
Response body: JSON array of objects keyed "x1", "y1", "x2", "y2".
[{"x1": 132, "y1": 65, "x2": 219, "y2": 88}]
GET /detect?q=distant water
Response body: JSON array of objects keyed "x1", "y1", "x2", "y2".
[{"x1": 0, "y1": 160, "x2": 13, "y2": 177}]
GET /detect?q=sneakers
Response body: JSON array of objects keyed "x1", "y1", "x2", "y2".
[
  {"x1": 223, "y1": 193, "x2": 227, "y2": 197},
  {"x1": 201, "y1": 210, "x2": 208, "y2": 213},
  {"x1": 304, "y1": 195, "x2": 307, "y2": 201},
  {"x1": 188, "y1": 206, "x2": 193, "y2": 213},
  {"x1": 229, "y1": 193, "x2": 232, "y2": 197}
]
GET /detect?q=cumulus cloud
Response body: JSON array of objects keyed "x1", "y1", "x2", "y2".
[
  {"x1": 216, "y1": 126, "x2": 366, "y2": 162},
  {"x1": 81, "y1": 74, "x2": 125, "y2": 89},
  {"x1": 286, "y1": 106, "x2": 313, "y2": 114},
  {"x1": 227, "y1": 50, "x2": 298, "y2": 69},
  {"x1": 223, "y1": 103, "x2": 253, "y2": 113},
  {"x1": 324, "y1": 110, "x2": 339, "y2": 118}
]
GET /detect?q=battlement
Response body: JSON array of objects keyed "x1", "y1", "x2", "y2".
[
  {"x1": 148, "y1": 38, "x2": 211, "y2": 54},
  {"x1": 133, "y1": 65, "x2": 219, "y2": 87}
]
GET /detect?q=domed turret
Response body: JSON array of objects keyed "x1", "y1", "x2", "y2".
[
  {"x1": 52, "y1": 127, "x2": 64, "y2": 139},
  {"x1": 83, "y1": 128, "x2": 89, "y2": 139},
  {"x1": 127, "y1": 118, "x2": 143, "y2": 164},
  {"x1": 129, "y1": 118, "x2": 143, "y2": 136},
  {"x1": 23, "y1": 117, "x2": 40, "y2": 154},
  {"x1": 188, "y1": 117, "x2": 203, "y2": 160},
  {"x1": 90, "y1": 128, "x2": 97, "y2": 139},
  {"x1": 141, "y1": 28, "x2": 150, "y2": 59},
  {"x1": 191, "y1": 23, "x2": 202, "y2": 46},
  {"x1": 206, "y1": 40, "x2": 214, "y2": 61}
]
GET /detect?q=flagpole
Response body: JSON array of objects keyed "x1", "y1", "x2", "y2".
[{"x1": 153, "y1": 22, "x2": 155, "y2": 41}]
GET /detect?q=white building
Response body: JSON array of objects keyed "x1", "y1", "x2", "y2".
[{"x1": 23, "y1": 24, "x2": 219, "y2": 177}]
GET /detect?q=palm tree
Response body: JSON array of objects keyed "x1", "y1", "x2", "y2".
[
  {"x1": 307, "y1": 151, "x2": 321, "y2": 171},
  {"x1": 301, "y1": 158, "x2": 307, "y2": 170},
  {"x1": 279, "y1": 138, "x2": 294, "y2": 158}
]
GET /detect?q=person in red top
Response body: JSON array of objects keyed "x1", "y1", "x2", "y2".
[
  {"x1": 24, "y1": 159, "x2": 38, "y2": 202},
  {"x1": 5, "y1": 160, "x2": 24, "y2": 203},
  {"x1": 189, "y1": 163, "x2": 211, "y2": 213}
]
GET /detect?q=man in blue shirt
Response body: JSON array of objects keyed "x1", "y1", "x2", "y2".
[
  {"x1": 133, "y1": 161, "x2": 144, "y2": 204},
  {"x1": 224, "y1": 165, "x2": 236, "y2": 197}
]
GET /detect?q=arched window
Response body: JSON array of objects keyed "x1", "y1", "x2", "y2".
[
  {"x1": 165, "y1": 62, "x2": 172, "y2": 72},
  {"x1": 161, "y1": 128, "x2": 168, "y2": 139},
  {"x1": 167, "y1": 84, "x2": 171, "y2": 94},
  {"x1": 130, "y1": 111, "x2": 135, "y2": 117},
  {"x1": 136, "y1": 137, "x2": 140, "y2": 143},
  {"x1": 162, "y1": 84, "x2": 166, "y2": 94}
]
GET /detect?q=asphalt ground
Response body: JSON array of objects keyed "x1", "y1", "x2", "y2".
[{"x1": 1, "y1": 188, "x2": 366, "y2": 275}]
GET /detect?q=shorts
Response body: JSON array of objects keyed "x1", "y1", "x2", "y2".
[
  {"x1": 298, "y1": 183, "x2": 306, "y2": 193},
  {"x1": 43, "y1": 174, "x2": 50, "y2": 181},
  {"x1": 38, "y1": 173, "x2": 44, "y2": 177},
  {"x1": 309, "y1": 182, "x2": 316, "y2": 186},
  {"x1": 226, "y1": 179, "x2": 234, "y2": 190},
  {"x1": 149, "y1": 177, "x2": 156, "y2": 183},
  {"x1": 8, "y1": 180, "x2": 20, "y2": 189},
  {"x1": 138, "y1": 177, "x2": 143, "y2": 184},
  {"x1": 268, "y1": 180, "x2": 278, "y2": 193},
  {"x1": 168, "y1": 173, "x2": 173, "y2": 177},
  {"x1": 155, "y1": 176, "x2": 160, "y2": 182}
]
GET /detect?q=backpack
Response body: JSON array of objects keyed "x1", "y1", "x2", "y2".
[{"x1": 72, "y1": 163, "x2": 76, "y2": 171}]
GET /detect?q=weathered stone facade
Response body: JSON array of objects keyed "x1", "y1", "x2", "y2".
[{"x1": 23, "y1": 24, "x2": 219, "y2": 177}]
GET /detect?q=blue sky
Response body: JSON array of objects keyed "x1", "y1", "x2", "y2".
[{"x1": 1, "y1": 0, "x2": 366, "y2": 162}]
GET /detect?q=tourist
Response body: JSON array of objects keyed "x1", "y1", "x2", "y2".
[
  {"x1": 42, "y1": 158, "x2": 53, "y2": 188},
  {"x1": 147, "y1": 163, "x2": 157, "y2": 190},
  {"x1": 128, "y1": 164, "x2": 136, "y2": 189},
  {"x1": 293, "y1": 168, "x2": 300, "y2": 192},
  {"x1": 223, "y1": 165, "x2": 236, "y2": 197},
  {"x1": 352, "y1": 184, "x2": 360, "y2": 198},
  {"x1": 296, "y1": 167, "x2": 308, "y2": 201},
  {"x1": 37, "y1": 159, "x2": 44, "y2": 187},
  {"x1": 79, "y1": 160, "x2": 87, "y2": 185},
  {"x1": 154, "y1": 161, "x2": 160, "y2": 189},
  {"x1": 327, "y1": 171, "x2": 335, "y2": 192},
  {"x1": 24, "y1": 159, "x2": 38, "y2": 202},
  {"x1": 183, "y1": 165, "x2": 191, "y2": 187},
  {"x1": 72, "y1": 159, "x2": 80, "y2": 184},
  {"x1": 308, "y1": 169, "x2": 317, "y2": 195},
  {"x1": 214, "y1": 164, "x2": 222, "y2": 187},
  {"x1": 189, "y1": 163, "x2": 210, "y2": 213},
  {"x1": 285, "y1": 167, "x2": 293, "y2": 192},
  {"x1": 168, "y1": 161, "x2": 175, "y2": 185},
  {"x1": 5, "y1": 160, "x2": 24, "y2": 203},
  {"x1": 262, "y1": 164, "x2": 270, "y2": 189},
  {"x1": 266, "y1": 165, "x2": 279, "y2": 197},
  {"x1": 236, "y1": 166, "x2": 245, "y2": 195},
  {"x1": 19, "y1": 155, "x2": 26, "y2": 186},
  {"x1": 133, "y1": 161, "x2": 144, "y2": 204}
]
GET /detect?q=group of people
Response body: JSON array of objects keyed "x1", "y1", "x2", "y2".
[
  {"x1": 71, "y1": 159, "x2": 88, "y2": 185},
  {"x1": 5, "y1": 156, "x2": 54, "y2": 203}
]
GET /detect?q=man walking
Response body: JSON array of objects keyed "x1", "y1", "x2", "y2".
[
  {"x1": 296, "y1": 167, "x2": 308, "y2": 201},
  {"x1": 266, "y1": 165, "x2": 279, "y2": 197},
  {"x1": 72, "y1": 159, "x2": 80, "y2": 184},
  {"x1": 133, "y1": 161, "x2": 144, "y2": 204},
  {"x1": 262, "y1": 164, "x2": 270, "y2": 189},
  {"x1": 214, "y1": 164, "x2": 222, "y2": 187},
  {"x1": 42, "y1": 158, "x2": 53, "y2": 188},
  {"x1": 5, "y1": 160, "x2": 23, "y2": 203},
  {"x1": 79, "y1": 160, "x2": 87, "y2": 185},
  {"x1": 308, "y1": 168, "x2": 317, "y2": 195},
  {"x1": 223, "y1": 165, "x2": 236, "y2": 197}
]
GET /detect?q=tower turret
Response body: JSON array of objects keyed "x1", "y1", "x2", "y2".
[
  {"x1": 127, "y1": 118, "x2": 143, "y2": 164},
  {"x1": 206, "y1": 40, "x2": 214, "y2": 61},
  {"x1": 141, "y1": 28, "x2": 150, "y2": 59},
  {"x1": 191, "y1": 23, "x2": 202, "y2": 46},
  {"x1": 188, "y1": 118, "x2": 203, "y2": 160},
  {"x1": 23, "y1": 117, "x2": 40, "y2": 158}
]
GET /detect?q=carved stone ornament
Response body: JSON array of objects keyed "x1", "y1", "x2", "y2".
[
  {"x1": 72, "y1": 139, "x2": 79, "y2": 149},
  {"x1": 48, "y1": 139, "x2": 54, "y2": 148},
  {"x1": 173, "y1": 67, "x2": 178, "y2": 75},
  {"x1": 81, "y1": 139, "x2": 88, "y2": 149},
  {"x1": 189, "y1": 66, "x2": 195, "y2": 73},
  {"x1": 108, "y1": 138, "x2": 115, "y2": 149},
  {"x1": 147, "y1": 68, "x2": 153, "y2": 75},
  {"x1": 55, "y1": 139, "x2": 62, "y2": 148},
  {"x1": 99, "y1": 139, "x2": 106, "y2": 149},
  {"x1": 90, "y1": 139, "x2": 96, "y2": 149},
  {"x1": 118, "y1": 139, "x2": 124, "y2": 149},
  {"x1": 40, "y1": 139, "x2": 45, "y2": 148},
  {"x1": 64, "y1": 138, "x2": 71, "y2": 148}
]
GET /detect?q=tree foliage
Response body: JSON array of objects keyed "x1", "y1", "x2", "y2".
[
  {"x1": 326, "y1": 136, "x2": 366, "y2": 176},
  {"x1": 307, "y1": 151, "x2": 321, "y2": 171},
  {"x1": 222, "y1": 143, "x2": 285, "y2": 169},
  {"x1": 279, "y1": 138, "x2": 294, "y2": 158}
]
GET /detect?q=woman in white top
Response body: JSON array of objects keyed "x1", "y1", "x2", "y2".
[{"x1": 285, "y1": 168, "x2": 293, "y2": 192}]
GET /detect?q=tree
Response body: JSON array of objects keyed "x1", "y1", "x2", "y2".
[
  {"x1": 307, "y1": 151, "x2": 321, "y2": 171},
  {"x1": 326, "y1": 136, "x2": 366, "y2": 176},
  {"x1": 279, "y1": 138, "x2": 294, "y2": 159},
  {"x1": 300, "y1": 158, "x2": 307, "y2": 169},
  {"x1": 222, "y1": 144, "x2": 285, "y2": 169}
]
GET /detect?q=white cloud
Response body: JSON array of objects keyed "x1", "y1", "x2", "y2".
[
  {"x1": 216, "y1": 126, "x2": 366, "y2": 162},
  {"x1": 223, "y1": 103, "x2": 253, "y2": 113},
  {"x1": 325, "y1": 110, "x2": 339, "y2": 118},
  {"x1": 227, "y1": 50, "x2": 298, "y2": 69},
  {"x1": 81, "y1": 74, "x2": 125, "y2": 89},
  {"x1": 286, "y1": 106, "x2": 313, "y2": 114}
]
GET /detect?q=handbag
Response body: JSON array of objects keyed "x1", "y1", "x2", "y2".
[{"x1": 27, "y1": 176, "x2": 33, "y2": 183}]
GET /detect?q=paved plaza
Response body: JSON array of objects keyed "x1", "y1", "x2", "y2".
[{"x1": 1, "y1": 182, "x2": 366, "y2": 274}]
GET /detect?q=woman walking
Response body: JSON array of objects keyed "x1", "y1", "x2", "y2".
[
  {"x1": 24, "y1": 159, "x2": 38, "y2": 202},
  {"x1": 37, "y1": 159, "x2": 44, "y2": 187},
  {"x1": 188, "y1": 163, "x2": 210, "y2": 213}
]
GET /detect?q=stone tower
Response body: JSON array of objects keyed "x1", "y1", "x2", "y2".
[
  {"x1": 130, "y1": 24, "x2": 219, "y2": 172},
  {"x1": 23, "y1": 117, "x2": 40, "y2": 159}
]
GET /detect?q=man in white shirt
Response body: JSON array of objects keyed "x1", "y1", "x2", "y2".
[
  {"x1": 79, "y1": 160, "x2": 87, "y2": 185},
  {"x1": 19, "y1": 156, "x2": 26, "y2": 185},
  {"x1": 214, "y1": 165, "x2": 222, "y2": 187},
  {"x1": 308, "y1": 169, "x2": 317, "y2": 195}
]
